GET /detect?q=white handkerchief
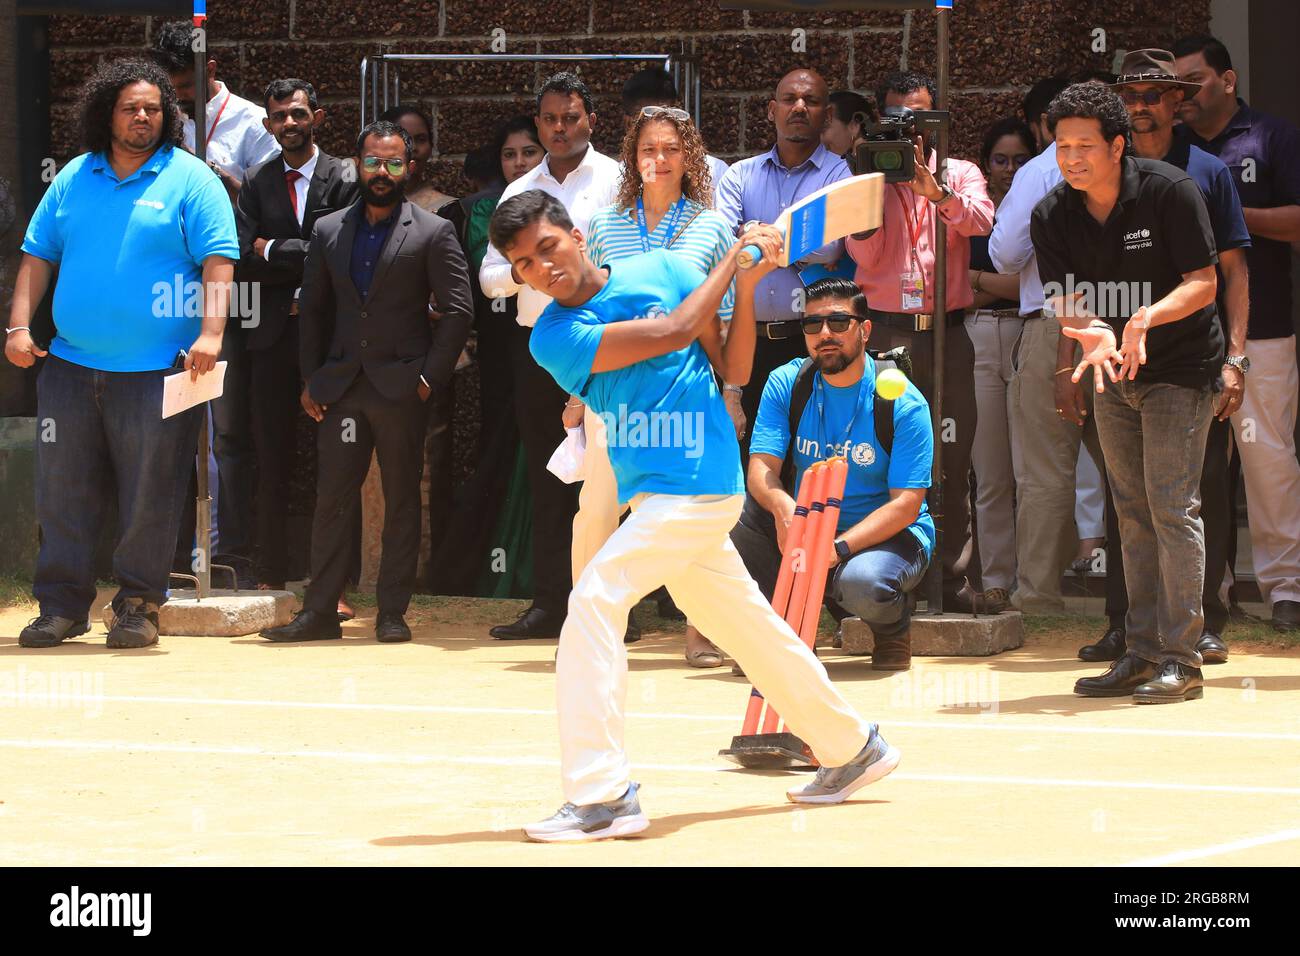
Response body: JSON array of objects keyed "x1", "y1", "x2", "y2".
[
  {"x1": 546, "y1": 424, "x2": 587, "y2": 484},
  {"x1": 162, "y1": 362, "x2": 227, "y2": 419}
]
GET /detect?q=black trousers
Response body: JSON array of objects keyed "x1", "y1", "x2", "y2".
[
  {"x1": 1104, "y1": 413, "x2": 1232, "y2": 634},
  {"x1": 739, "y1": 332, "x2": 808, "y2": 459},
  {"x1": 866, "y1": 313, "x2": 980, "y2": 597},
  {"x1": 425, "y1": 375, "x2": 455, "y2": 567},
  {"x1": 211, "y1": 321, "x2": 254, "y2": 564},
  {"x1": 304, "y1": 374, "x2": 426, "y2": 616},
  {"x1": 510, "y1": 324, "x2": 578, "y2": 615},
  {"x1": 249, "y1": 328, "x2": 301, "y2": 588}
]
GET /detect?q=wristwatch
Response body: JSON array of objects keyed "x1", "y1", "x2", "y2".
[
  {"x1": 931, "y1": 184, "x2": 954, "y2": 205},
  {"x1": 834, "y1": 538, "x2": 852, "y2": 563},
  {"x1": 1224, "y1": 355, "x2": 1250, "y2": 374}
]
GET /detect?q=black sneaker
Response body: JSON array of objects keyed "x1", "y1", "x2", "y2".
[
  {"x1": 19, "y1": 615, "x2": 91, "y2": 648},
  {"x1": 106, "y1": 598, "x2": 160, "y2": 649}
]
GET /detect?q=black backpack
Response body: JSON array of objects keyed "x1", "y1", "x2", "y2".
[{"x1": 740, "y1": 346, "x2": 913, "y2": 534}]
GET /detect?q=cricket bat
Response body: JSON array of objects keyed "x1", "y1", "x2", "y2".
[{"x1": 738, "y1": 172, "x2": 885, "y2": 270}]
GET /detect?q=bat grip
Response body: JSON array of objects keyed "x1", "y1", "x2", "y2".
[{"x1": 738, "y1": 244, "x2": 763, "y2": 270}]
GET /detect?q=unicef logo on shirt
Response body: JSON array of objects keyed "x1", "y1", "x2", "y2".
[
  {"x1": 642, "y1": 304, "x2": 669, "y2": 321},
  {"x1": 851, "y1": 441, "x2": 876, "y2": 466}
]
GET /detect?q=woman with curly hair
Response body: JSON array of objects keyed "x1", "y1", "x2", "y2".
[{"x1": 575, "y1": 106, "x2": 747, "y2": 667}]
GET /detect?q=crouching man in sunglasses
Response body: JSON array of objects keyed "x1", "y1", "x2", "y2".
[{"x1": 731, "y1": 277, "x2": 936, "y2": 671}]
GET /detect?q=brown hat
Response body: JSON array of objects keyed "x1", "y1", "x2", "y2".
[{"x1": 1110, "y1": 49, "x2": 1202, "y2": 95}]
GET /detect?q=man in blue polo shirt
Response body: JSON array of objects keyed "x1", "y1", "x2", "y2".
[
  {"x1": 734, "y1": 277, "x2": 934, "y2": 673},
  {"x1": 488, "y1": 189, "x2": 898, "y2": 842},
  {"x1": 5, "y1": 59, "x2": 237, "y2": 650},
  {"x1": 1175, "y1": 35, "x2": 1300, "y2": 633}
]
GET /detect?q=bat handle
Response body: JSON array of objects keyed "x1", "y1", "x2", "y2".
[{"x1": 738, "y1": 244, "x2": 763, "y2": 270}]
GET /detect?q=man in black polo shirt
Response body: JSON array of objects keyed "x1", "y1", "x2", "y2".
[
  {"x1": 1175, "y1": 35, "x2": 1300, "y2": 633},
  {"x1": 1031, "y1": 83, "x2": 1221, "y2": 704}
]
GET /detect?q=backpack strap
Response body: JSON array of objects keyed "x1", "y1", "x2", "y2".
[
  {"x1": 871, "y1": 355, "x2": 896, "y2": 459},
  {"x1": 779, "y1": 358, "x2": 818, "y2": 490}
]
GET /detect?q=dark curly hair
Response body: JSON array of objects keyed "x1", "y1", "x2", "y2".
[
  {"x1": 614, "y1": 110, "x2": 713, "y2": 212},
  {"x1": 1046, "y1": 81, "x2": 1131, "y2": 144},
  {"x1": 78, "y1": 58, "x2": 184, "y2": 156}
]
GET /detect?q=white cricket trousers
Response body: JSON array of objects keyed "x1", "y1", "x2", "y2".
[
  {"x1": 1231, "y1": 335, "x2": 1300, "y2": 605},
  {"x1": 571, "y1": 407, "x2": 622, "y2": 584},
  {"x1": 558, "y1": 492, "x2": 874, "y2": 806}
]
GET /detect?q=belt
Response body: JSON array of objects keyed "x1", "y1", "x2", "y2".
[
  {"x1": 970, "y1": 307, "x2": 1025, "y2": 320},
  {"x1": 759, "y1": 320, "x2": 803, "y2": 340},
  {"x1": 867, "y1": 310, "x2": 935, "y2": 332}
]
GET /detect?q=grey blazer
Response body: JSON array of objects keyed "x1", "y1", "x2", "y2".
[{"x1": 299, "y1": 198, "x2": 473, "y2": 404}]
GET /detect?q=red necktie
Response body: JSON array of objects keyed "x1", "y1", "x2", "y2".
[{"x1": 285, "y1": 169, "x2": 303, "y2": 220}]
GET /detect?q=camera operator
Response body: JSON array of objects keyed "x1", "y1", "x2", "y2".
[{"x1": 845, "y1": 71, "x2": 995, "y2": 612}]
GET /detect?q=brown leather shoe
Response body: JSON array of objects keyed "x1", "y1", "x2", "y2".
[{"x1": 872, "y1": 632, "x2": 911, "y2": 671}]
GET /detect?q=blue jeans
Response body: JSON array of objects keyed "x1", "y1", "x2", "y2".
[
  {"x1": 33, "y1": 355, "x2": 202, "y2": 619},
  {"x1": 830, "y1": 530, "x2": 931, "y2": 638},
  {"x1": 1094, "y1": 379, "x2": 1214, "y2": 668},
  {"x1": 731, "y1": 513, "x2": 930, "y2": 638}
]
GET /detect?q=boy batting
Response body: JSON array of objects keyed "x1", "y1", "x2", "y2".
[{"x1": 488, "y1": 189, "x2": 900, "y2": 842}]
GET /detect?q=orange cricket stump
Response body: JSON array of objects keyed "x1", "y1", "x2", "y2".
[{"x1": 720, "y1": 461, "x2": 834, "y2": 770}]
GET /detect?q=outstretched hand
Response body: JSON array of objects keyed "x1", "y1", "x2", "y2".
[{"x1": 1061, "y1": 324, "x2": 1122, "y2": 393}]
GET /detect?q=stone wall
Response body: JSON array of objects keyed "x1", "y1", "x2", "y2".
[{"x1": 45, "y1": 0, "x2": 1211, "y2": 191}]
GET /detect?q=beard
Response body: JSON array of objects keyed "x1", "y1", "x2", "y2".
[
  {"x1": 814, "y1": 345, "x2": 856, "y2": 374},
  {"x1": 361, "y1": 176, "x2": 405, "y2": 207}
]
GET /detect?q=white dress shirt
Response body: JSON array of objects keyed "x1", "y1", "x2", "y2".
[
  {"x1": 182, "y1": 80, "x2": 280, "y2": 182},
  {"x1": 262, "y1": 145, "x2": 319, "y2": 261},
  {"x1": 988, "y1": 141, "x2": 1062, "y2": 315},
  {"x1": 479, "y1": 144, "x2": 621, "y2": 327}
]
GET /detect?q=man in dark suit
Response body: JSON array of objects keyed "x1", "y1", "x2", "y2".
[
  {"x1": 260, "y1": 120, "x2": 473, "y2": 643},
  {"x1": 236, "y1": 78, "x2": 358, "y2": 591}
]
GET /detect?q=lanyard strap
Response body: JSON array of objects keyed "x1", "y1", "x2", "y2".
[
  {"x1": 896, "y1": 186, "x2": 930, "y2": 274},
  {"x1": 814, "y1": 370, "x2": 868, "y2": 455},
  {"x1": 635, "y1": 196, "x2": 688, "y2": 254},
  {"x1": 205, "y1": 90, "x2": 232, "y2": 141}
]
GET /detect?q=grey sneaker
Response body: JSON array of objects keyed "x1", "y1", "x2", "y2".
[
  {"x1": 786, "y1": 725, "x2": 901, "y2": 804},
  {"x1": 19, "y1": 615, "x2": 91, "y2": 648},
  {"x1": 524, "y1": 782, "x2": 650, "y2": 843},
  {"x1": 106, "y1": 598, "x2": 160, "y2": 649}
]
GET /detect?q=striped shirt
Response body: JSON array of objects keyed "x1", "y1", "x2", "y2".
[{"x1": 585, "y1": 198, "x2": 736, "y2": 321}]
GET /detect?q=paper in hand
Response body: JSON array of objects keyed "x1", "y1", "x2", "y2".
[{"x1": 162, "y1": 361, "x2": 227, "y2": 419}]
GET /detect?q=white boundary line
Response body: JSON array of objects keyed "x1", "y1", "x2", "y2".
[
  {"x1": 49, "y1": 694, "x2": 1300, "y2": 743},
  {"x1": 1118, "y1": 829, "x2": 1300, "y2": 866},
  {"x1": 3, "y1": 737, "x2": 1300, "y2": 796}
]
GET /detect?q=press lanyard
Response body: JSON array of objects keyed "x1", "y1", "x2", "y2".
[
  {"x1": 635, "y1": 196, "x2": 688, "y2": 253},
  {"x1": 205, "y1": 90, "x2": 232, "y2": 141},
  {"x1": 897, "y1": 186, "x2": 929, "y2": 274},
  {"x1": 814, "y1": 371, "x2": 869, "y2": 457}
]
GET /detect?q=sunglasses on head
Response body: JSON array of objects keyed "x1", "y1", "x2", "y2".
[
  {"x1": 800, "y1": 312, "x2": 858, "y2": 335},
  {"x1": 1118, "y1": 89, "x2": 1170, "y2": 106},
  {"x1": 640, "y1": 105, "x2": 691, "y2": 122},
  {"x1": 361, "y1": 155, "x2": 406, "y2": 175}
]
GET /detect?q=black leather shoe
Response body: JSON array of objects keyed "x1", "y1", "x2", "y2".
[
  {"x1": 375, "y1": 612, "x2": 412, "y2": 643},
  {"x1": 1078, "y1": 627, "x2": 1126, "y2": 662},
  {"x1": 1271, "y1": 600, "x2": 1300, "y2": 632},
  {"x1": 490, "y1": 606, "x2": 564, "y2": 640},
  {"x1": 1074, "y1": 652, "x2": 1159, "y2": 697},
  {"x1": 1134, "y1": 660, "x2": 1204, "y2": 704},
  {"x1": 1197, "y1": 632, "x2": 1228, "y2": 665},
  {"x1": 261, "y1": 609, "x2": 342, "y2": 642}
]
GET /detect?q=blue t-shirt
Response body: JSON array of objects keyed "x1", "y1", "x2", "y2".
[
  {"x1": 22, "y1": 145, "x2": 239, "y2": 372},
  {"x1": 530, "y1": 249, "x2": 743, "y2": 505},
  {"x1": 750, "y1": 357, "x2": 936, "y2": 556}
]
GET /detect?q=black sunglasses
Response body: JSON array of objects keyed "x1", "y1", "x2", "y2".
[
  {"x1": 1117, "y1": 89, "x2": 1169, "y2": 106},
  {"x1": 800, "y1": 312, "x2": 858, "y2": 335}
]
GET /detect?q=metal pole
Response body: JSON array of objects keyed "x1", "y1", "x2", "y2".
[
  {"x1": 192, "y1": 3, "x2": 211, "y2": 599},
  {"x1": 359, "y1": 57, "x2": 368, "y2": 128},
  {"x1": 929, "y1": 0, "x2": 951, "y2": 615},
  {"x1": 382, "y1": 59, "x2": 389, "y2": 111}
]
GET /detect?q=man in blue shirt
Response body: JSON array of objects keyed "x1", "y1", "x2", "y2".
[
  {"x1": 1077, "y1": 49, "x2": 1252, "y2": 667},
  {"x1": 489, "y1": 189, "x2": 898, "y2": 841},
  {"x1": 1175, "y1": 35, "x2": 1300, "y2": 633},
  {"x1": 6, "y1": 59, "x2": 238, "y2": 650},
  {"x1": 734, "y1": 277, "x2": 934, "y2": 672},
  {"x1": 715, "y1": 68, "x2": 851, "y2": 452}
]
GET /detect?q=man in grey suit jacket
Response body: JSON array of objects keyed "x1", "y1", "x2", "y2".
[{"x1": 261, "y1": 121, "x2": 473, "y2": 644}]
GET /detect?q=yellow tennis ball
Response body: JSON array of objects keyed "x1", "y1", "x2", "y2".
[{"x1": 876, "y1": 368, "x2": 907, "y2": 400}]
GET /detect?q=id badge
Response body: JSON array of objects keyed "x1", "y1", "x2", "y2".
[{"x1": 900, "y1": 271, "x2": 925, "y2": 312}]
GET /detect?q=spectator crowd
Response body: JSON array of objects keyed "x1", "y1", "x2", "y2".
[{"x1": 5, "y1": 22, "x2": 1300, "y2": 706}]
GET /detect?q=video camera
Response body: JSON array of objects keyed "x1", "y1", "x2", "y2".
[{"x1": 851, "y1": 106, "x2": 950, "y2": 183}]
